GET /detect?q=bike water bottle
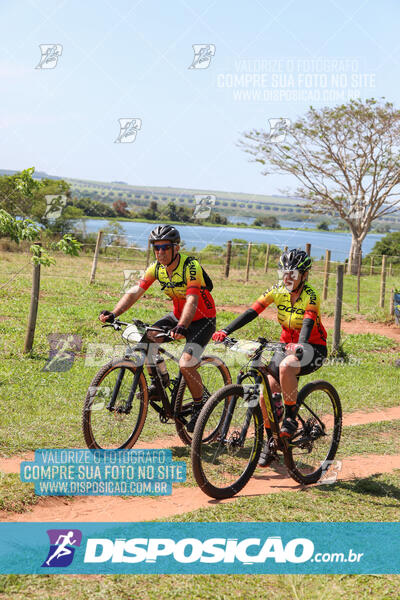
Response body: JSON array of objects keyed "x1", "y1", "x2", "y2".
[
  {"x1": 272, "y1": 393, "x2": 284, "y2": 421},
  {"x1": 156, "y1": 356, "x2": 170, "y2": 386}
]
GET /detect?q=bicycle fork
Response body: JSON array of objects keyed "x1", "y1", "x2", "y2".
[{"x1": 106, "y1": 355, "x2": 144, "y2": 414}]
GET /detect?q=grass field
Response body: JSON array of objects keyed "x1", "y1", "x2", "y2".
[{"x1": 0, "y1": 249, "x2": 399, "y2": 596}]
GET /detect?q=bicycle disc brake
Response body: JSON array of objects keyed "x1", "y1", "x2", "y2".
[{"x1": 226, "y1": 430, "x2": 242, "y2": 456}]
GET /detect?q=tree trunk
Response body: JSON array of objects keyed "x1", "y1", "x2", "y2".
[{"x1": 348, "y1": 235, "x2": 363, "y2": 276}]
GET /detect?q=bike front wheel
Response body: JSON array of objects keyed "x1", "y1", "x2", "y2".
[
  {"x1": 82, "y1": 359, "x2": 148, "y2": 449},
  {"x1": 174, "y1": 355, "x2": 231, "y2": 446},
  {"x1": 191, "y1": 384, "x2": 264, "y2": 499},
  {"x1": 285, "y1": 380, "x2": 342, "y2": 485}
]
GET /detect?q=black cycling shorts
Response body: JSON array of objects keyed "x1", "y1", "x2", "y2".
[
  {"x1": 268, "y1": 343, "x2": 327, "y2": 383},
  {"x1": 151, "y1": 313, "x2": 216, "y2": 361}
]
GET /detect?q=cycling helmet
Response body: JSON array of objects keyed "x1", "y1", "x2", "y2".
[
  {"x1": 149, "y1": 225, "x2": 180, "y2": 244},
  {"x1": 279, "y1": 248, "x2": 312, "y2": 273}
]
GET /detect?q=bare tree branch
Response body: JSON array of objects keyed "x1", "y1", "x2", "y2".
[{"x1": 240, "y1": 98, "x2": 400, "y2": 273}]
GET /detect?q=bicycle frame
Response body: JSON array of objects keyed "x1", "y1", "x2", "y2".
[
  {"x1": 239, "y1": 364, "x2": 283, "y2": 446},
  {"x1": 216, "y1": 336, "x2": 285, "y2": 451},
  {"x1": 114, "y1": 340, "x2": 184, "y2": 420}
]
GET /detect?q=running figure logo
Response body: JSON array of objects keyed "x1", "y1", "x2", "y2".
[
  {"x1": 35, "y1": 44, "x2": 63, "y2": 69},
  {"x1": 42, "y1": 529, "x2": 82, "y2": 567},
  {"x1": 193, "y1": 195, "x2": 216, "y2": 219},
  {"x1": 189, "y1": 44, "x2": 216, "y2": 69},
  {"x1": 44, "y1": 194, "x2": 67, "y2": 219},
  {"x1": 115, "y1": 118, "x2": 142, "y2": 143},
  {"x1": 268, "y1": 118, "x2": 291, "y2": 143}
]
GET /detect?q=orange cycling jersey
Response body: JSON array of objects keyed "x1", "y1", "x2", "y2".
[
  {"x1": 252, "y1": 282, "x2": 327, "y2": 345},
  {"x1": 138, "y1": 253, "x2": 216, "y2": 321}
]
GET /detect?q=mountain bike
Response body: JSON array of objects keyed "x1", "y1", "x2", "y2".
[
  {"x1": 191, "y1": 335, "x2": 342, "y2": 499},
  {"x1": 82, "y1": 318, "x2": 231, "y2": 449}
]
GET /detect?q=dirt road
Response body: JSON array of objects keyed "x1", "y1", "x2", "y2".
[{"x1": 1, "y1": 406, "x2": 399, "y2": 523}]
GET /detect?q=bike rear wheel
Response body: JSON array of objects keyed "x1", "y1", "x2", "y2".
[
  {"x1": 285, "y1": 380, "x2": 342, "y2": 485},
  {"x1": 174, "y1": 355, "x2": 231, "y2": 446},
  {"x1": 191, "y1": 384, "x2": 264, "y2": 499},
  {"x1": 82, "y1": 359, "x2": 148, "y2": 449}
]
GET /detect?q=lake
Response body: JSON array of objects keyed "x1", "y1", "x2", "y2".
[{"x1": 78, "y1": 219, "x2": 384, "y2": 262}]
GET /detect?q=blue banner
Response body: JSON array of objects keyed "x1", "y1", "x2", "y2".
[
  {"x1": 20, "y1": 449, "x2": 186, "y2": 496},
  {"x1": 0, "y1": 522, "x2": 398, "y2": 574}
]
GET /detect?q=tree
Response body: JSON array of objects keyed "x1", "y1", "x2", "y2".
[
  {"x1": 241, "y1": 98, "x2": 400, "y2": 274},
  {"x1": 253, "y1": 215, "x2": 281, "y2": 229},
  {"x1": 0, "y1": 209, "x2": 81, "y2": 352},
  {"x1": 49, "y1": 205, "x2": 85, "y2": 235},
  {"x1": 317, "y1": 221, "x2": 330, "y2": 231},
  {"x1": 209, "y1": 212, "x2": 227, "y2": 225},
  {"x1": 112, "y1": 199, "x2": 130, "y2": 217},
  {"x1": 0, "y1": 167, "x2": 43, "y2": 216},
  {"x1": 165, "y1": 201, "x2": 178, "y2": 222},
  {"x1": 0, "y1": 168, "x2": 72, "y2": 223},
  {"x1": 103, "y1": 220, "x2": 127, "y2": 246},
  {"x1": 139, "y1": 200, "x2": 159, "y2": 220},
  {"x1": 369, "y1": 231, "x2": 400, "y2": 263}
]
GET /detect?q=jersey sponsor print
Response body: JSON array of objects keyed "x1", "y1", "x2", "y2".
[
  {"x1": 139, "y1": 254, "x2": 216, "y2": 321},
  {"x1": 252, "y1": 283, "x2": 327, "y2": 345}
]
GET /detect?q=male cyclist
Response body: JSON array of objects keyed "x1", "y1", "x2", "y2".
[
  {"x1": 212, "y1": 248, "x2": 327, "y2": 466},
  {"x1": 99, "y1": 225, "x2": 216, "y2": 432}
]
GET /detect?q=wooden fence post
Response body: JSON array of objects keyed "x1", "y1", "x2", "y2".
[
  {"x1": 332, "y1": 264, "x2": 344, "y2": 355},
  {"x1": 322, "y1": 249, "x2": 331, "y2": 301},
  {"x1": 145, "y1": 240, "x2": 151, "y2": 268},
  {"x1": 380, "y1": 255, "x2": 387, "y2": 308},
  {"x1": 24, "y1": 243, "x2": 41, "y2": 354},
  {"x1": 89, "y1": 230, "x2": 103, "y2": 284},
  {"x1": 370, "y1": 256, "x2": 374, "y2": 276},
  {"x1": 305, "y1": 243, "x2": 311, "y2": 256},
  {"x1": 389, "y1": 261, "x2": 393, "y2": 277},
  {"x1": 264, "y1": 244, "x2": 270, "y2": 273},
  {"x1": 356, "y1": 251, "x2": 362, "y2": 313},
  {"x1": 225, "y1": 240, "x2": 232, "y2": 278},
  {"x1": 245, "y1": 242, "x2": 252, "y2": 283}
]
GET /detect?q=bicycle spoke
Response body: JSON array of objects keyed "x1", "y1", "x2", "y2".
[
  {"x1": 191, "y1": 384, "x2": 263, "y2": 498},
  {"x1": 83, "y1": 362, "x2": 147, "y2": 449},
  {"x1": 286, "y1": 381, "x2": 342, "y2": 484},
  {"x1": 175, "y1": 356, "x2": 231, "y2": 446}
]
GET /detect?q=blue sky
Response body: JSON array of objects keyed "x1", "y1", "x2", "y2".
[{"x1": 0, "y1": 0, "x2": 399, "y2": 195}]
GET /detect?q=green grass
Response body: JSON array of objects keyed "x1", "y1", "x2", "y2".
[
  {"x1": 210, "y1": 266, "x2": 399, "y2": 323},
  {"x1": 0, "y1": 474, "x2": 39, "y2": 512},
  {"x1": 4, "y1": 414, "x2": 399, "y2": 513},
  {"x1": 0, "y1": 573, "x2": 399, "y2": 600},
  {"x1": 339, "y1": 421, "x2": 400, "y2": 457},
  {"x1": 168, "y1": 472, "x2": 400, "y2": 523},
  {"x1": 1, "y1": 251, "x2": 400, "y2": 595},
  {"x1": 341, "y1": 333, "x2": 397, "y2": 353},
  {"x1": 0, "y1": 249, "x2": 399, "y2": 501}
]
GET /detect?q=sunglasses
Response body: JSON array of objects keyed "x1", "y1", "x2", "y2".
[
  {"x1": 153, "y1": 243, "x2": 172, "y2": 252},
  {"x1": 278, "y1": 269, "x2": 300, "y2": 279}
]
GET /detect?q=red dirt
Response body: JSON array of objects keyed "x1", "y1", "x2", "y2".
[
  {"x1": 217, "y1": 305, "x2": 400, "y2": 343},
  {"x1": 1, "y1": 453, "x2": 400, "y2": 523},
  {"x1": 2, "y1": 405, "x2": 400, "y2": 475},
  {"x1": 1, "y1": 405, "x2": 400, "y2": 523}
]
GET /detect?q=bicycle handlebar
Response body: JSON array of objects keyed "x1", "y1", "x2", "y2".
[
  {"x1": 217, "y1": 335, "x2": 286, "y2": 354},
  {"x1": 102, "y1": 318, "x2": 174, "y2": 341}
]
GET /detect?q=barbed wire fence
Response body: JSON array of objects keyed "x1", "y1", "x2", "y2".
[{"x1": 1, "y1": 230, "x2": 399, "y2": 355}]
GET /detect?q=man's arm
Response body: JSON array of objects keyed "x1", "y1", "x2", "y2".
[
  {"x1": 178, "y1": 294, "x2": 199, "y2": 328},
  {"x1": 100, "y1": 264, "x2": 157, "y2": 322},
  {"x1": 112, "y1": 285, "x2": 146, "y2": 317},
  {"x1": 169, "y1": 294, "x2": 199, "y2": 339}
]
